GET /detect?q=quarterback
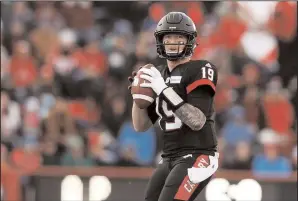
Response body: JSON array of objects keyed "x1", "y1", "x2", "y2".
[{"x1": 128, "y1": 12, "x2": 219, "y2": 201}]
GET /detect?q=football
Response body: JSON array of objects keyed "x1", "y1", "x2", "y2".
[{"x1": 131, "y1": 64, "x2": 156, "y2": 109}]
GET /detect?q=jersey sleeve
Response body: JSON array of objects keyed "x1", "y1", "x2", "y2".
[
  {"x1": 146, "y1": 100, "x2": 159, "y2": 124},
  {"x1": 187, "y1": 86, "x2": 214, "y2": 116},
  {"x1": 183, "y1": 61, "x2": 218, "y2": 96}
]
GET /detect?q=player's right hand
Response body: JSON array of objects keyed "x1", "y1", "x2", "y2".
[{"x1": 128, "y1": 64, "x2": 153, "y2": 91}]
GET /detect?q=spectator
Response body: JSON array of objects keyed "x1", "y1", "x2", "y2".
[
  {"x1": 52, "y1": 28, "x2": 78, "y2": 76},
  {"x1": 117, "y1": 121, "x2": 156, "y2": 166},
  {"x1": 1, "y1": 91, "x2": 21, "y2": 145},
  {"x1": 9, "y1": 40, "x2": 38, "y2": 98},
  {"x1": 102, "y1": 95, "x2": 127, "y2": 136},
  {"x1": 34, "y1": 2, "x2": 66, "y2": 31},
  {"x1": 221, "y1": 105, "x2": 256, "y2": 147},
  {"x1": 141, "y1": 3, "x2": 165, "y2": 30},
  {"x1": 29, "y1": 24, "x2": 60, "y2": 61},
  {"x1": 11, "y1": 2, "x2": 33, "y2": 26},
  {"x1": 262, "y1": 77, "x2": 294, "y2": 140},
  {"x1": 61, "y1": 134, "x2": 95, "y2": 166},
  {"x1": 60, "y1": 2, "x2": 98, "y2": 42},
  {"x1": 223, "y1": 141, "x2": 253, "y2": 170},
  {"x1": 240, "y1": 63, "x2": 261, "y2": 92},
  {"x1": 72, "y1": 40, "x2": 108, "y2": 78},
  {"x1": 242, "y1": 86, "x2": 264, "y2": 130},
  {"x1": 45, "y1": 98, "x2": 76, "y2": 144},
  {"x1": 87, "y1": 129, "x2": 119, "y2": 166},
  {"x1": 10, "y1": 138, "x2": 42, "y2": 174},
  {"x1": 271, "y1": 2, "x2": 298, "y2": 93},
  {"x1": 214, "y1": 83, "x2": 233, "y2": 130},
  {"x1": 252, "y1": 128, "x2": 292, "y2": 177},
  {"x1": 67, "y1": 98, "x2": 100, "y2": 129},
  {"x1": 41, "y1": 139, "x2": 60, "y2": 165}
]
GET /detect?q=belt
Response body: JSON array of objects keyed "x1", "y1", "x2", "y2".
[{"x1": 182, "y1": 152, "x2": 220, "y2": 159}]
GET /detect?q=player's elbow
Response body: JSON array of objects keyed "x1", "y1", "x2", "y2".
[
  {"x1": 132, "y1": 122, "x2": 142, "y2": 132},
  {"x1": 133, "y1": 126, "x2": 149, "y2": 132},
  {"x1": 132, "y1": 121, "x2": 151, "y2": 132},
  {"x1": 133, "y1": 125, "x2": 147, "y2": 132}
]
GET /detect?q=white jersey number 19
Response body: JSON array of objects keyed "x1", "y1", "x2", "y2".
[
  {"x1": 156, "y1": 97, "x2": 182, "y2": 131},
  {"x1": 201, "y1": 65, "x2": 214, "y2": 81}
]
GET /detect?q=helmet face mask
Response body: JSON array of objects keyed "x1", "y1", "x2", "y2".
[
  {"x1": 155, "y1": 32, "x2": 196, "y2": 61},
  {"x1": 154, "y1": 12, "x2": 198, "y2": 61}
]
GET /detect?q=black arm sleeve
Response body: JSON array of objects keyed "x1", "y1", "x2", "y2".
[
  {"x1": 187, "y1": 85, "x2": 214, "y2": 116},
  {"x1": 146, "y1": 101, "x2": 159, "y2": 124}
]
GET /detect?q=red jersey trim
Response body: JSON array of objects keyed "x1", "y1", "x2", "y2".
[{"x1": 186, "y1": 79, "x2": 216, "y2": 94}]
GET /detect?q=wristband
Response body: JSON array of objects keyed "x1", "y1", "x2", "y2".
[{"x1": 160, "y1": 87, "x2": 185, "y2": 111}]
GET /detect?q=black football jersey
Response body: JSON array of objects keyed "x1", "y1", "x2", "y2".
[{"x1": 147, "y1": 60, "x2": 218, "y2": 158}]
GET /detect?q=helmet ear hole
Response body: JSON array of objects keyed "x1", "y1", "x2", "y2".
[{"x1": 155, "y1": 33, "x2": 166, "y2": 58}]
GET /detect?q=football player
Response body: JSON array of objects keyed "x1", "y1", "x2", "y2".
[{"x1": 128, "y1": 11, "x2": 219, "y2": 201}]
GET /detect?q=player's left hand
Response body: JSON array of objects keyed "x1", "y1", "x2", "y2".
[{"x1": 139, "y1": 67, "x2": 168, "y2": 95}]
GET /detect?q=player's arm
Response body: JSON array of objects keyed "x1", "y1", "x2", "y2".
[
  {"x1": 129, "y1": 70, "x2": 159, "y2": 132},
  {"x1": 159, "y1": 87, "x2": 207, "y2": 131},
  {"x1": 176, "y1": 85, "x2": 214, "y2": 130},
  {"x1": 174, "y1": 102, "x2": 206, "y2": 131},
  {"x1": 131, "y1": 102, "x2": 154, "y2": 132}
]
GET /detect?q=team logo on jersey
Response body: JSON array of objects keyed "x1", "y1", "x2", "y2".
[
  {"x1": 165, "y1": 76, "x2": 182, "y2": 84},
  {"x1": 205, "y1": 63, "x2": 212, "y2": 68}
]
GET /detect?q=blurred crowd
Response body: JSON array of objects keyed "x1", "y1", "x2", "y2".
[{"x1": 1, "y1": 1, "x2": 297, "y2": 177}]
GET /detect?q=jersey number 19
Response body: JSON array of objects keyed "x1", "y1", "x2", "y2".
[
  {"x1": 201, "y1": 66, "x2": 214, "y2": 81},
  {"x1": 156, "y1": 97, "x2": 182, "y2": 131}
]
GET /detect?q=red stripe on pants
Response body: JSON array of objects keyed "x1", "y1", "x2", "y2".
[{"x1": 174, "y1": 155, "x2": 210, "y2": 200}]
